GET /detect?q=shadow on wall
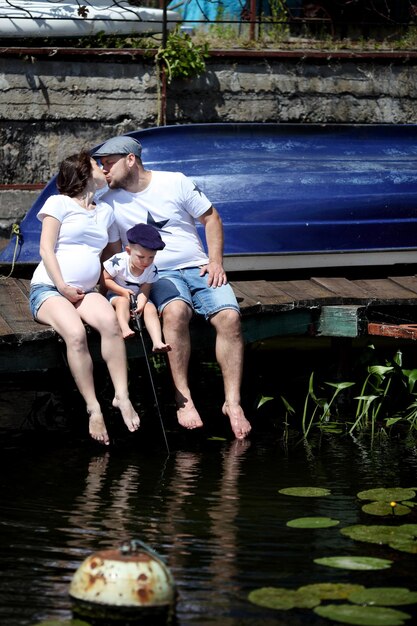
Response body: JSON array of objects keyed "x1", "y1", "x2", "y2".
[{"x1": 166, "y1": 71, "x2": 224, "y2": 123}]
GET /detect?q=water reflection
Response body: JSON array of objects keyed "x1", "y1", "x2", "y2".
[{"x1": 0, "y1": 430, "x2": 416, "y2": 626}]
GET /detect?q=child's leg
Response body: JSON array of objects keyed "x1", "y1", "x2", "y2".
[
  {"x1": 113, "y1": 296, "x2": 135, "y2": 339},
  {"x1": 143, "y1": 302, "x2": 172, "y2": 352}
]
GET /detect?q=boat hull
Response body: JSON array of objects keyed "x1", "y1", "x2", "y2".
[
  {"x1": 0, "y1": 0, "x2": 180, "y2": 37},
  {"x1": 2, "y1": 123, "x2": 417, "y2": 273}
]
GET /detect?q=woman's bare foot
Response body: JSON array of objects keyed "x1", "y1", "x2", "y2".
[
  {"x1": 88, "y1": 408, "x2": 110, "y2": 445},
  {"x1": 222, "y1": 402, "x2": 251, "y2": 440},
  {"x1": 176, "y1": 399, "x2": 203, "y2": 429},
  {"x1": 113, "y1": 396, "x2": 140, "y2": 432},
  {"x1": 152, "y1": 341, "x2": 172, "y2": 353}
]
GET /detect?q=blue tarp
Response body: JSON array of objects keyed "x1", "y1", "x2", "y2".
[{"x1": 168, "y1": 0, "x2": 245, "y2": 25}]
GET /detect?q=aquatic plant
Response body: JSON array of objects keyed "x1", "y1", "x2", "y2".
[
  {"x1": 286, "y1": 516, "x2": 340, "y2": 528},
  {"x1": 340, "y1": 523, "x2": 417, "y2": 554},
  {"x1": 314, "y1": 556, "x2": 393, "y2": 570},
  {"x1": 314, "y1": 604, "x2": 411, "y2": 625},
  {"x1": 261, "y1": 347, "x2": 417, "y2": 442},
  {"x1": 248, "y1": 583, "x2": 416, "y2": 625},
  {"x1": 278, "y1": 486, "x2": 331, "y2": 497}
]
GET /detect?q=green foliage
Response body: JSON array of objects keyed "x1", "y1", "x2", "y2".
[
  {"x1": 259, "y1": 346, "x2": 417, "y2": 442},
  {"x1": 156, "y1": 27, "x2": 209, "y2": 83}
]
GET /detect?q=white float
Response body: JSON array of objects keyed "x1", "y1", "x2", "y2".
[
  {"x1": 69, "y1": 540, "x2": 176, "y2": 622},
  {"x1": 0, "y1": 0, "x2": 181, "y2": 38}
]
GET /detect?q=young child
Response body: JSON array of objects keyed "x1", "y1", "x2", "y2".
[{"x1": 102, "y1": 223, "x2": 171, "y2": 352}]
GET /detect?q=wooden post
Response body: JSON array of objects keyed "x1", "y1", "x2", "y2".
[{"x1": 249, "y1": 0, "x2": 257, "y2": 40}]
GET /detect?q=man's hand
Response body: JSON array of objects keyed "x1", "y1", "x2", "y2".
[{"x1": 200, "y1": 260, "x2": 228, "y2": 287}]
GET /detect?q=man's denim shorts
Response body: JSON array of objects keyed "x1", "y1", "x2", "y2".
[
  {"x1": 29, "y1": 283, "x2": 62, "y2": 319},
  {"x1": 150, "y1": 267, "x2": 240, "y2": 320}
]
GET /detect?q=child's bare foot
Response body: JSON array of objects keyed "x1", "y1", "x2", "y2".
[
  {"x1": 152, "y1": 341, "x2": 172, "y2": 353},
  {"x1": 222, "y1": 402, "x2": 251, "y2": 440},
  {"x1": 113, "y1": 396, "x2": 140, "y2": 432},
  {"x1": 88, "y1": 408, "x2": 110, "y2": 445},
  {"x1": 121, "y1": 325, "x2": 135, "y2": 339},
  {"x1": 176, "y1": 399, "x2": 203, "y2": 429}
]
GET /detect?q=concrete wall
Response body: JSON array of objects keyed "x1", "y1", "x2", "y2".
[{"x1": 1, "y1": 50, "x2": 417, "y2": 233}]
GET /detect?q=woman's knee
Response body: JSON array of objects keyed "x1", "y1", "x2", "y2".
[{"x1": 64, "y1": 324, "x2": 89, "y2": 352}]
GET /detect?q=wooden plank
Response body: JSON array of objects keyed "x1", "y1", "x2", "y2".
[
  {"x1": 0, "y1": 277, "x2": 42, "y2": 335},
  {"x1": 388, "y1": 275, "x2": 417, "y2": 295},
  {"x1": 229, "y1": 281, "x2": 262, "y2": 314},
  {"x1": 232, "y1": 280, "x2": 295, "y2": 304},
  {"x1": 242, "y1": 310, "x2": 314, "y2": 343},
  {"x1": 352, "y1": 278, "x2": 417, "y2": 303},
  {"x1": 318, "y1": 305, "x2": 364, "y2": 338},
  {"x1": 0, "y1": 314, "x2": 13, "y2": 337},
  {"x1": 271, "y1": 279, "x2": 339, "y2": 306},
  {"x1": 311, "y1": 276, "x2": 370, "y2": 302},
  {"x1": 368, "y1": 323, "x2": 417, "y2": 340}
]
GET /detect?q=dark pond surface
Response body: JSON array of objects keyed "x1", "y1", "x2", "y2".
[{"x1": 1, "y1": 352, "x2": 417, "y2": 626}]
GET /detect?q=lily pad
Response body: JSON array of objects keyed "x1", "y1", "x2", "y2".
[
  {"x1": 341, "y1": 524, "x2": 417, "y2": 554},
  {"x1": 287, "y1": 516, "x2": 340, "y2": 528},
  {"x1": 349, "y1": 587, "x2": 417, "y2": 607},
  {"x1": 298, "y1": 582, "x2": 365, "y2": 600},
  {"x1": 314, "y1": 603, "x2": 411, "y2": 625},
  {"x1": 388, "y1": 536, "x2": 417, "y2": 554},
  {"x1": 248, "y1": 586, "x2": 321, "y2": 610},
  {"x1": 362, "y1": 502, "x2": 412, "y2": 517},
  {"x1": 314, "y1": 556, "x2": 392, "y2": 570},
  {"x1": 278, "y1": 487, "x2": 331, "y2": 497},
  {"x1": 357, "y1": 488, "x2": 416, "y2": 502}
]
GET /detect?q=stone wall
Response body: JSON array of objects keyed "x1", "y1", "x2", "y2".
[{"x1": 1, "y1": 49, "x2": 417, "y2": 233}]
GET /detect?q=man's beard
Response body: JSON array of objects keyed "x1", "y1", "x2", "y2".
[{"x1": 107, "y1": 167, "x2": 135, "y2": 190}]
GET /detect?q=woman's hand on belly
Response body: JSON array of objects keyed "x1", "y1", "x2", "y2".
[{"x1": 59, "y1": 284, "x2": 85, "y2": 303}]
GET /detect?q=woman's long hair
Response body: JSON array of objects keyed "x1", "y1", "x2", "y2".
[{"x1": 56, "y1": 150, "x2": 93, "y2": 197}]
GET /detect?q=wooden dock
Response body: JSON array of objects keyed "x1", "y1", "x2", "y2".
[{"x1": 2, "y1": 274, "x2": 417, "y2": 374}]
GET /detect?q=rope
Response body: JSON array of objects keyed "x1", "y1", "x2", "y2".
[{"x1": 0, "y1": 223, "x2": 22, "y2": 280}]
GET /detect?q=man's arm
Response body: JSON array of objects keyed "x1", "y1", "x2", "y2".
[
  {"x1": 101, "y1": 239, "x2": 122, "y2": 263},
  {"x1": 198, "y1": 206, "x2": 227, "y2": 287}
]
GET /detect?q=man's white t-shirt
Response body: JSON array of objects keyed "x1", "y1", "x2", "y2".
[
  {"x1": 103, "y1": 251, "x2": 159, "y2": 295},
  {"x1": 31, "y1": 194, "x2": 116, "y2": 291},
  {"x1": 104, "y1": 171, "x2": 212, "y2": 271}
]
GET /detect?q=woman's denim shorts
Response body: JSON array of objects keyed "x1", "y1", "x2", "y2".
[
  {"x1": 150, "y1": 267, "x2": 240, "y2": 320},
  {"x1": 29, "y1": 283, "x2": 62, "y2": 319}
]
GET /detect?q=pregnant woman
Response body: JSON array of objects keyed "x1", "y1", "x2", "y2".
[{"x1": 29, "y1": 150, "x2": 140, "y2": 445}]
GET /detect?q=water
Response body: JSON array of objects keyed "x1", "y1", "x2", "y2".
[{"x1": 1, "y1": 357, "x2": 417, "y2": 626}]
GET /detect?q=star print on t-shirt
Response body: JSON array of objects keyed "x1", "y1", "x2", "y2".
[
  {"x1": 193, "y1": 183, "x2": 203, "y2": 196},
  {"x1": 147, "y1": 212, "x2": 170, "y2": 231},
  {"x1": 111, "y1": 256, "x2": 121, "y2": 267}
]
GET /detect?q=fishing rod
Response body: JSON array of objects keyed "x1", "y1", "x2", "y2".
[{"x1": 130, "y1": 295, "x2": 170, "y2": 455}]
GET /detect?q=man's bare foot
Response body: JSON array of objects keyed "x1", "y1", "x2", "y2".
[
  {"x1": 88, "y1": 408, "x2": 110, "y2": 445},
  {"x1": 222, "y1": 402, "x2": 251, "y2": 440},
  {"x1": 113, "y1": 396, "x2": 140, "y2": 432},
  {"x1": 121, "y1": 326, "x2": 135, "y2": 339},
  {"x1": 176, "y1": 400, "x2": 203, "y2": 429},
  {"x1": 152, "y1": 341, "x2": 172, "y2": 353}
]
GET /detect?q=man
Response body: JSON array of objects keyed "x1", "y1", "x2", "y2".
[{"x1": 94, "y1": 135, "x2": 251, "y2": 440}]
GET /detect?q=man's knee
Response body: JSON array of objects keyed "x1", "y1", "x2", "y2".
[
  {"x1": 162, "y1": 300, "x2": 193, "y2": 329},
  {"x1": 211, "y1": 308, "x2": 241, "y2": 332}
]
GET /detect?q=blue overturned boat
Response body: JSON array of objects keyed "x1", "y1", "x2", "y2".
[{"x1": 2, "y1": 123, "x2": 417, "y2": 273}]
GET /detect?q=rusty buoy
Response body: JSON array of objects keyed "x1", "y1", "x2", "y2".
[{"x1": 69, "y1": 539, "x2": 175, "y2": 623}]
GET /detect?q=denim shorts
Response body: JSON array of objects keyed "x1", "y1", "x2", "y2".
[
  {"x1": 150, "y1": 267, "x2": 240, "y2": 320},
  {"x1": 29, "y1": 283, "x2": 62, "y2": 319}
]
